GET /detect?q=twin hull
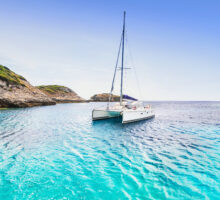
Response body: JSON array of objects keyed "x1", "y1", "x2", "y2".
[{"x1": 92, "y1": 109, "x2": 155, "y2": 123}]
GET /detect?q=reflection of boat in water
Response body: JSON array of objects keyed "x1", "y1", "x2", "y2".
[{"x1": 92, "y1": 11, "x2": 155, "y2": 124}]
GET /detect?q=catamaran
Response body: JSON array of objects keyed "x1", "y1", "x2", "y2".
[{"x1": 92, "y1": 12, "x2": 155, "y2": 123}]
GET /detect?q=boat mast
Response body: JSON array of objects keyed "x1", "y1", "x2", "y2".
[
  {"x1": 107, "y1": 33, "x2": 123, "y2": 109},
  {"x1": 120, "y1": 11, "x2": 126, "y2": 105}
]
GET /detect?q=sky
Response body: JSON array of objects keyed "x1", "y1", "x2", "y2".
[{"x1": 0, "y1": 0, "x2": 220, "y2": 100}]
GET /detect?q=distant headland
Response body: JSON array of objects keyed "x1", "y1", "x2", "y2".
[
  {"x1": 89, "y1": 93, "x2": 120, "y2": 102},
  {"x1": 36, "y1": 85, "x2": 85, "y2": 103}
]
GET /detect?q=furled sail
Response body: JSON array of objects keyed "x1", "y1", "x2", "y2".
[{"x1": 123, "y1": 95, "x2": 138, "y2": 101}]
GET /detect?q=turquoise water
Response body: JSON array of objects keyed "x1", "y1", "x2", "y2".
[{"x1": 0, "y1": 102, "x2": 220, "y2": 200}]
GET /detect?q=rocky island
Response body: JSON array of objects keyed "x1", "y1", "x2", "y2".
[
  {"x1": 0, "y1": 65, "x2": 84, "y2": 108},
  {"x1": 89, "y1": 93, "x2": 120, "y2": 102},
  {"x1": 0, "y1": 65, "x2": 56, "y2": 108},
  {"x1": 0, "y1": 64, "x2": 120, "y2": 108}
]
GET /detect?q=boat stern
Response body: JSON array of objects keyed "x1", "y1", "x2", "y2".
[
  {"x1": 92, "y1": 109, "x2": 121, "y2": 120},
  {"x1": 122, "y1": 109, "x2": 155, "y2": 123}
]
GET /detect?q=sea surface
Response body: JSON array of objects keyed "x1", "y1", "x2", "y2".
[{"x1": 0, "y1": 102, "x2": 220, "y2": 200}]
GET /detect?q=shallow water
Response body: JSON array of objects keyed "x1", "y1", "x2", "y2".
[{"x1": 0, "y1": 102, "x2": 220, "y2": 199}]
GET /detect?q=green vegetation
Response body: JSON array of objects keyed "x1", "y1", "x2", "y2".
[
  {"x1": 0, "y1": 64, "x2": 26, "y2": 86},
  {"x1": 37, "y1": 85, "x2": 69, "y2": 94}
]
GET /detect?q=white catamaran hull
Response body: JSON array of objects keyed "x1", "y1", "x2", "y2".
[
  {"x1": 92, "y1": 109, "x2": 121, "y2": 120},
  {"x1": 122, "y1": 110, "x2": 155, "y2": 123},
  {"x1": 92, "y1": 108, "x2": 155, "y2": 123}
]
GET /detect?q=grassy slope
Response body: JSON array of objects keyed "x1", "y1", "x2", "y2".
[
  {"x1": 0, "y1": 64, "x2": 26, "y2": 86},
  {"x1": 36, "y1": 85, "x2": 69, "y2": 94}
]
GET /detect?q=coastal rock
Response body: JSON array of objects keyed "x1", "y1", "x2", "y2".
[
  {"x1": 89, "y1": 93, "x2": 120, "y2": 102},
  {"x1": 0, "y1": 65, "x2": 56, "y2": 108},
  {"x1": 36, "y1": 85, "x2": 85, "y2": 103}
]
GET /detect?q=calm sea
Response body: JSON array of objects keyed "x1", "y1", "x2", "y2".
[{"x1": 0, "y1": 102, "x2": 220, "y2": 199}]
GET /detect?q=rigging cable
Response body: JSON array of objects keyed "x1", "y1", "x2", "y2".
[
  {"x1": 125, "y1": 30, "x2": 143, "y2": 101},
  {"x1": 107, "y1": 32, "x2": 123, "y2": 108}
]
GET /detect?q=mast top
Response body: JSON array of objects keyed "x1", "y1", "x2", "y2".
[{"x1": 123, "y1": 11, "x2": 126, "y2": 27}]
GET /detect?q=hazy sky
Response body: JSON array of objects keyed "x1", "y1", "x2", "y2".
[{"x1": 0, "y1": 0, "x2": 220, "y2": 100}]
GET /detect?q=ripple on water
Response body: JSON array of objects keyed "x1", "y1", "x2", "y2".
[{"x1": 0, "y1": 102, "x2": 220, "y2": 199}]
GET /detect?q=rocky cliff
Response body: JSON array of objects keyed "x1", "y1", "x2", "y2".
[
  {"x1": 90, "y1": 93, "x2": 120, "y2": 102},
  {"x1": 36, "y1": 85, "x2": 85, "y2": 103},
  {"x1": 0, "y1": 65, "x2": 56, "y2": 108}
]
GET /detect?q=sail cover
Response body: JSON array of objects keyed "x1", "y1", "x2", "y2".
[{"x1": 123, "y1": 95, "x2": 138, "y2": 101}]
